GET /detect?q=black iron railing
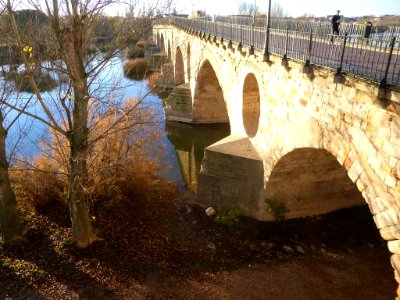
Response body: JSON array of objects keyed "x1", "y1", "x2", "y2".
[
  {"x1": 158, "y1": 16, "x2": 400, "y2": 88},
  {"x1": 214, "y1": 16, "x2": 400, "y2": 40}
]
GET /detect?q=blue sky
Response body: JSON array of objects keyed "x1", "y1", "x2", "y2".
[{"x1": 177, "y1": 0, "x2": 400, "y2": 17}]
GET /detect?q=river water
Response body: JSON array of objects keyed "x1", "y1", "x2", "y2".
[{"x1": 6, "y1": 57, "x2": 230, "y2": 190}]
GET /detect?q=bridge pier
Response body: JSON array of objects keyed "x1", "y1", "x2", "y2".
[
  {"x1": 197, "y1": 135, "x2": 267, "y2": 219},
  {"x1": 165, "y1": 83, "x2": 193, "y2": 122},
  {"x1": 157, "y1": 62, "x2": 175, "y2": 90}
]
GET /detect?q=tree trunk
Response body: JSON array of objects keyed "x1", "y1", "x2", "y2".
[
  {"x1": 63, "y1": 25, "x2": 98, "y2": 248},
  {"x1": 0, "y1": 114, "x2": 23, "y2": 244},
  {"x1": 68, "y1": 121, "x2": 98, "y2": 248},
  {"x1": 67, "y1": 73, "x2": 99, "y2": 248}
]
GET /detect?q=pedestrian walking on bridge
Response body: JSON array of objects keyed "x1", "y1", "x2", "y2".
[{"x1": 331, "y1": 10, "x2": 341, "y2": 35}]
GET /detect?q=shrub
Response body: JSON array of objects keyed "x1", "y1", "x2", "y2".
[
  {"x1": 214, "y1": 207, "x2": 241, "y2": 227},
  {"x1": 86, "y1": 97, "x2": 164, "y2": 207},
  {"x1": 123, "y1": 58, "x2": 149, "y2": 80},
  {"x1": 136, "y1": 38, "x2": 147, "y2": 48},
  {"x1": 11, "y1": 97, "x2": 166, "y2": 210},
  {"x1": 146, "y1": 72, "x2": 160, "y2": 89},
  {"x1": 265, "y1": 198, "x2": 287, "y2": 221},
  {"x1": 10, "y1": 158, "x2": 67, "y2": 210},
  {"x1": 126, "y1": 45, "x2": 145, "y2": 59},
  {"x1": 6, "y1": 70, "x2": 58, "y2": 93}
]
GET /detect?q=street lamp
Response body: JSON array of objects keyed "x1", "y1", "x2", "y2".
[
  {"x1": 249, "y1": 0, "x2": 256, "y2": 55},
  {"x1": 253, "y1": 0, "x2": 256, "y2": 26},
  {"x1": 263, "y1": 0, "x2": 272, "y2": 62}
]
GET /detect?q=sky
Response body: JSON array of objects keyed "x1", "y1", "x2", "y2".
[{"x1": 175, "y1": 0, "x2": 400, "y2": 18}]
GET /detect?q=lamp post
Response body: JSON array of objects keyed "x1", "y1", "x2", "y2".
[
  {"x1": 249, "y1": 0, "x2": 256, "y2": 55},
  {"x1": 253, "y1": 0, "x2": 256, "y2": 26},
  {"x1": 263, "y1": 0, "x2": 272, "y2": 62}
]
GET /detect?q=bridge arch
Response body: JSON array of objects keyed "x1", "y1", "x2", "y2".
[
  {"x1": 193, "y1": 59, "x2": 229, "y2": 123},
  {"x1": 242, "y1": 73, "x2": 261, "y2": 137},
  {"x1": 175, "y1": 46, "x2": 184, "y2": 85},
  {"x1": 265, "y1": 147, "x2": 364, "y2": 219}
]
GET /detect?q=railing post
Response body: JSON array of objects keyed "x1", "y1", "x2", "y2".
[
  {"x1": 197, "y1": 19, "x2": 201, "y2": 34},
  {"x1": 228, "y1": 22, "x2": 233, "y2": 49},
  {"x1": 207, "y1": 21, "x2": 212, "y2": 41},
  {"x1": 238, "y1": 25, "x2": 243, "y2": 51},
  {"x1": 213, "y1": 22, "x2": 217, "y2": 43},
  {"x1": 380, "y1": 37, "x2": 396, "y2": 88},
  {"x1": 335, "y1": 32, "x2": 348, "y2": 79},
  {"x1": 281, "y1": 28, "x2": 289, "y2": 67},
  {"x1": 220, "y1": 23, "x2": 224, "y2": 44},
  {"x1": 303, "y1": 30, "x2": 313, "y2": 73},
  {"x1": 263, "y1": 0, "x2": 272, "y2": 62},
  {"x1": 249, "y1": 24, "x2": 255, "y2": 55},
  {"x1": 263, "y1": 27, "x2": 270, "y2": 61}
]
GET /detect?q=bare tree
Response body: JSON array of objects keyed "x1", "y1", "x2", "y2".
[
  {"x1": 3, "y1": 0, "x2": 173, "y2": 248},
  {"x1": 238, "y1": 2, "x2": 258, "y2": 16},
  {"x1": 271, "y1": 3, "x2": 287, "y2": 18}
]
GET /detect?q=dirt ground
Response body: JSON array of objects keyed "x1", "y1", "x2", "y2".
[
  {"x1": 142, "y1": 250, "x2": 395, "y2": 300},
  {"x1": 0, "y1": 189, "x2": 397, "y2": 299}
]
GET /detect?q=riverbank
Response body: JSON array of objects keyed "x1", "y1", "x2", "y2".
[{"x1": 0, "y1": 184, "x2": 396, "y2": 299}]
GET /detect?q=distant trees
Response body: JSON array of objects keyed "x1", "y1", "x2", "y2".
[
  {"x1": 296, "y1": 13, "x2": 315, "y2": 21},
  {"x1": 270, "y1": 3, "x2": 287, "y2": 18},
  {"x1": 238, "y1": 2, "x2": 258, "y2": 16},
  {"x1": 238, "y1": 2, "x2": 286, "y2": 18}
]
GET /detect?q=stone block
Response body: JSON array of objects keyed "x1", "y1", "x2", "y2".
[
  {"x1": 367, "y1": 154, "x2": 382, "y2": 171},
  {"x1": 381, "y1": 225, "x2": 400, "y2": 241},
  {"x1": 348, "y1": 157, "x2": 363, "y2": 182},
  {"x1": 374, "y1": 209, "x2": 398, "y2": 229},
  {"x1": 389, "y1": 240, "x2": 400, "y2": 254},
  {"x1": 384, "y1": 175, "x2": 398, "y2": 189},
  {"x1": 356, "y1": 177, "x2": 367, "y2": 192},
  {"x1": 383, "y1": 140, "x2": 400, "y2": 159}
]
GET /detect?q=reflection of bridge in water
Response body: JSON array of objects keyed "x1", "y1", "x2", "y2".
[{"x1": 166, "y1": 122, "x2": 230, "y2": 187}]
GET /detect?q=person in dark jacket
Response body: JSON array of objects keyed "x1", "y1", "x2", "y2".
[{"x1": 331, "y1": 10, "x2": 341, "y2": 35}]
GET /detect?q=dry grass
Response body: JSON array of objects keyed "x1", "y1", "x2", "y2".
[
  {"x1": 146, "y1": 71, "x2": 161, "y2": 90},
  {"x1": 11, "y1": 157, "x2": 67, "y2": 209},
  {"x1": 126, "y1": 45, "x2": 145, "y2": 59},
  {"x1": 123, "y1": 58, "x2": 149, "y2": 80},
  {"x1": 11, "y1": 96, "x2": 165, "y2": 211}
]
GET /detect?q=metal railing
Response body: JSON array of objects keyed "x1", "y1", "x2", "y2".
[
  {"x1": 214, "y1": 15, "x2": 400, "y2": 40},
  {"x1": 160, "y1": 16, "x2": 400, "y2": 88}
]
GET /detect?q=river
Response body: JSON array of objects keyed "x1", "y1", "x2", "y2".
[{"x1": 6, "y1": 56, "x2": 230, "y2": 190}]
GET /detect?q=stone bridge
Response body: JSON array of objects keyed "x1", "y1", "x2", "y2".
[{"x1": 153, "y1": 21, "x2": 400, "y2": 293}]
